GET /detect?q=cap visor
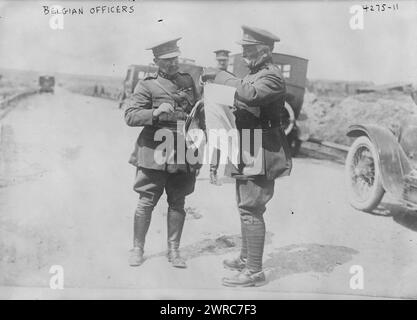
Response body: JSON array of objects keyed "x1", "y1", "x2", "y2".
[
  {"x1": 236, "y1": 40, "x2": 261, "y2": 46},
  {"x1": 158, "y1": 51, "x2": 180, "y2": 59}
]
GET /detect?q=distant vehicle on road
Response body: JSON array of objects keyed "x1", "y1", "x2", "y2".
[
  {"x1": 345, "y1": 123, "x2": 417, "y2": 212},
  {"x1": 39, "y1": 76, "x2": 55, "y2": 94}
]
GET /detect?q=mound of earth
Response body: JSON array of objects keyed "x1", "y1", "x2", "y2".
[{"x1": 301, "y1": 90, "x2": 417, "y2": 145}]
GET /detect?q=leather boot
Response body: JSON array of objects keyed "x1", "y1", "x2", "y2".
[
  {"x1": 223, "y1": 218, "x2": 248, "y2": 271},
  {"x1": 129, "y1": 208, "x2": 151, "y2": 267},
  {"x1": 222, "y1": 268, "x2": 266, "y2": 287},
  {"x1": 223, "y1": 256, "x2": 246, "y2": 272},
  {"x1": 129, "y1": 246, "x2": 145, "y2": 267},
  {"x1": 167, "y1": 208, "x2": 187, "y2": 268}
]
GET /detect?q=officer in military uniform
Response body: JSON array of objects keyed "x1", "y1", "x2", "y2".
[
  {"x1": 202, "y1": 26, "x2": 292, "y2": 286},
  {"x1": 214, "y1": 49, "x2": 231, "y2": 72},
  {"x1": 122, "y1": 38, "x2": 199, "y2": 269},
  {"x1": 209, "y1": 49, "x2": 233, "y2": 185}
]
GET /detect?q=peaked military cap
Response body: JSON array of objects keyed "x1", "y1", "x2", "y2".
[
  {"x1": 237, "y1": 25, "x2": 280, "y2": 46},
  {"x1": 146, "y1": 37, "x2": 182, "y2": 59},
  {"x1": 214, "y1": 49, "x2": 231, "y2": 60}
]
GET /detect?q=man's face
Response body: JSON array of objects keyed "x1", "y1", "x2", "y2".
[
  {"x1": 242, "y1": 45, "x2": 260, "y2": 64},
  {"x1": 216, "y1": 58, "x2": 229, "y2": 71},
  {"x1": 155, "y1": 56, "x2": 179, "y2": 75}
]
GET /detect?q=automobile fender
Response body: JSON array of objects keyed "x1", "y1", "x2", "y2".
[{"x1": 347, "y1": 124, "x2": 412, "y2": 198}]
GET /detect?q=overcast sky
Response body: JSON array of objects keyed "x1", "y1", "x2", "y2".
[{"x1": 0, "y1": 0, "x2": 416, "y2": 84}]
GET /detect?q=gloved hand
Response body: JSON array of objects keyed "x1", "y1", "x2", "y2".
[
  {"x1": 153, "y1": 102, "x2": 174, "y2": 117},
  {"x1": 201, "y1": 67, "x2": 220, "y2": 82}
]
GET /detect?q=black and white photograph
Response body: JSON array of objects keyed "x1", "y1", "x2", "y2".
[{"x1": 0, "y1": 0, "x2": 417, "y2": 301}]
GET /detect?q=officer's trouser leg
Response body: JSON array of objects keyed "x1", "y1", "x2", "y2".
[{"x1": 236, "y1": 177, "x2": 274, "y2": 273}]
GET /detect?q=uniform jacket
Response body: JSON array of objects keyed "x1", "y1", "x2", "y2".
[
  {"x1": 213, "y1": 60, "x2": 292, "y2": 180},
  {"x1": 123, "y1": 71, "x2": 199, "y2": 172}
]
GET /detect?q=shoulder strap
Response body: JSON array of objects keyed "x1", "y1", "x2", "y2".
[{"x1": 152, "y1": 78, "x2": 177, "y2": 100}]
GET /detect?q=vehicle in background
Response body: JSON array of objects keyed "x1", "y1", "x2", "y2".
[
  {"x1": 230, "y1": 53, "x2": 309, "y2": 155},
  {"x1": 39, "y1": 76, "x2": 55, "y2": 94},
  {"x1": 345, "y1": 123, "x2": 417, "y2": 212}
]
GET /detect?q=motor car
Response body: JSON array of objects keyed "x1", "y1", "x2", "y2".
[
  {"x1": 345, "y1": 123, "x2": 417, "y2": 212},
  {"x1": 39, "y1": 76, "x2": 55, "y2": 93}
]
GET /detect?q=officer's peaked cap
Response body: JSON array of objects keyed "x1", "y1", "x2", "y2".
[
  {"x1": 237, "y1": 25, "x2": 280, "y2": 46},
  {"x1": 214, "y1": 49, "x2": 231, "y2": 60},
  {"x1": 146, "y1": 37, "x2": 182, "y2": 59}
]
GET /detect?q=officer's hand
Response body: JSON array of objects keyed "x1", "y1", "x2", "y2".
[
  {"x1": 153, "y1": 103, "x2": 174, "y2": 117},
  {"x1": 201, "y1": 67, "x2": 220, "y2": 82},
  {"x1": 228, "y1": 105, "x2": 237, "y2": 112}
]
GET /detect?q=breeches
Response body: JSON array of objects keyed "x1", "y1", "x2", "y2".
[
  {"x1": 235, "y1": 176, "x2": 275, "y2": 223},
  {"x1": 133, "y1": 167, "x2": 196, "y2": 216}
]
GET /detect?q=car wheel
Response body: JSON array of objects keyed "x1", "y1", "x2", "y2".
[
  {"x1": 280, "y1": 102, "x2": 300, "y2": 156},
  {"x1": 345, "y1": 136, "x2": 385, "y2": 212},
  {"x1": 286, "y1": 126, "x2": 301, "y2": 157},
  {"x1": 282, "y1": 101, "x2": 295, "y2": 136}
]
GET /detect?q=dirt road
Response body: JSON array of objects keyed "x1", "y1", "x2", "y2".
[{"x1": 1, "y1": 89, "x2": 417, "y2": 299}]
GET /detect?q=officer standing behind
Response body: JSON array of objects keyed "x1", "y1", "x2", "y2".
[
  {"x1": 202, "y1": 26, "x2": 292, "y2": 287},
  {"x1": 122, "y1": 38, "x2": 199, "y2": 269},
  {"x1": 214, "y1": 49, "x2": 231, "y2": 72},
  {"x1": 209, "y1": 49, "x2": 232, "y2": 185}
]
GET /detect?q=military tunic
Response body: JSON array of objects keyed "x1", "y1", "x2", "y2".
[
  {"x1": 124, "y1": 71, "x2": 199, "y2": 173},
  {"x1": 214, "y1": 60, "x2": 292, "y2": 181}
]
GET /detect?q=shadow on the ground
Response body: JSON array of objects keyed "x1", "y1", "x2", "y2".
[
  {"x1": 393, "y1": 210, "x2": 417, "y2": 232},
  {"x1": 263, "y1": 243, "x2": 358, "y2": 283},
  {"x1": 368, "y1": 202, "x2": 417, "y2": 232},
  {"x1": 148, "y1": 232, "x2": 273, "y2": 260}
]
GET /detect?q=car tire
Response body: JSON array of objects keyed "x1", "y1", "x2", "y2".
[
  {"x1": 286, "y1": 126, "x2": 301, "y2": 157},
  {"x1": 345, "y1": 136, "x2": 385, "y2": 212},
  {"x1": 281, "y1": 101, "x2": 300, "y2": 156}
]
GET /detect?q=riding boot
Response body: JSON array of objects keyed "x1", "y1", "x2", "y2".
[
  {"x1": 167, "y1": 207, "x2": 187, "y2": 268},
  {"x1": 129, "y1": 208, "x2": 151, "y2": 266}
]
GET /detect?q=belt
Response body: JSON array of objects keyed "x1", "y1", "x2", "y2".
[{"x1": 260, "y1": 119, "x2": 281, "y2": 129}]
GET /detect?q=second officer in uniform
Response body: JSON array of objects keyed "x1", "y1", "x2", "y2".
[
  {"x1": 209, "y1": 49, "x2": 233, "y2": 185},
  {"x1": 202, "y1": 26, "x2": 292, "y2": 286}
]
